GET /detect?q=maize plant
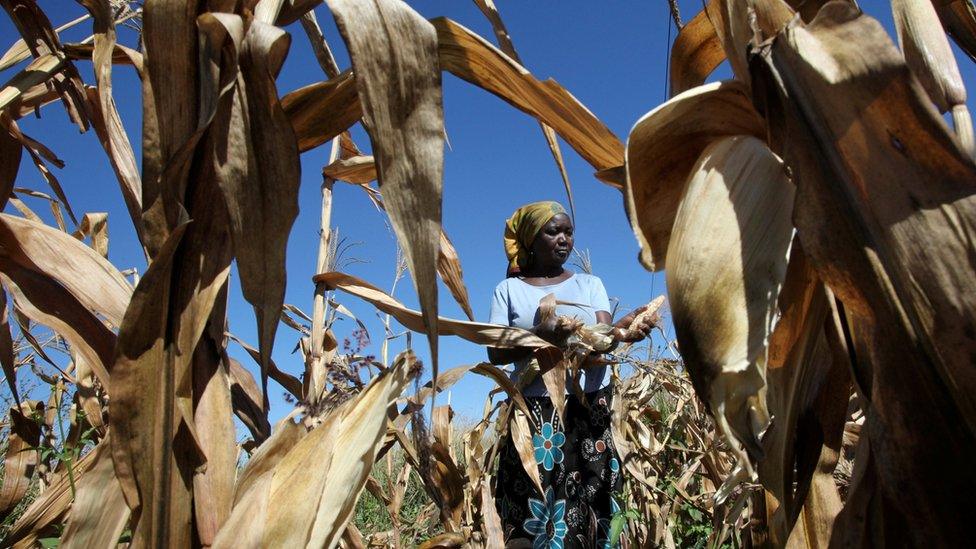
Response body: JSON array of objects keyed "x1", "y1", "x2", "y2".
[{"x1": 0, "y1": 0, "x2": 973, "y2": 547}]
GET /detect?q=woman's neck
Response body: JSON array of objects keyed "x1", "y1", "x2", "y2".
[{"x1": 519, "y1": 264, "x2": 571, "y2": 285}]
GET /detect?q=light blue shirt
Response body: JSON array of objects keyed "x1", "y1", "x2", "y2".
[{"x1": 488, "y1": 272, "x2": 612, "y2": 396}]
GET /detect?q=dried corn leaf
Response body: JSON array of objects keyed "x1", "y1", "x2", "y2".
[
  {"x1": 71, "y1": 212, "x2": 109, "y2": 258},
  {"x1": 753, "y1": 4, "x2": 976, "y2": 541},
  {"x1": 511, "y1": 406, "x2": 545, "y2": 498},
  {"x1": 229, "y1": 356, "x2": 271, "y2": 441},
  {"x1": 472, "y1": 0, "x2": 575, "y2": 219},
  {"x1": 0, "y1": 117, "x2": 18, "y2": 207},
  {"x1": 759, "y1": 247, "x2": 849, "y2": 545},
  {"x1": 192, "y1": 327, "x2": 237, "y2": 546},
  {"x1": 433, "y1": 17, "x2": 624, "y2": 179},
  {"x1": 437, "y1": 230, "x2": 474, "y2": 321},
  {"x1": 60, "y1": 435, "x2": 130, "y2": 549},
  {"x1": 625, "y1": 80, "x2": 764, "y2": 271},
  {"x1": 227, "y1": 332, "x2": 302, "y2": 400},
  {"x1": 0, "y1": 0, "x2": 91, "y2": 131},
  {"x1": 282, "y1": 70, "x2": 362, "y2": 153},
  {"x1": 323, "y1": 154, "x2": 376, "y2": 184},
  {"x1": 0, "y1": 214, "x2": 129, "y2": 322},
  {"x1": 327, "y1": 0, "x2": 445, "y2": 399},
  {"x1": 76, "y1": 0, "x2": 143, "y2": 241},
  {"x1": 0, "y1": 291, "x2": 15, "y2": 406},
  {"x1": 934, "y1": 0, "x2": 976, "y2": 62},
  {"x1": 1, "y1": 438, "x2": 100, "y2": 547},
  {"x1": 108, "y1": 221, "x2": 192, "y2": 545},
  {"x1": 0, "y1": 402, "x2": 41, "y2": 515},
  {"x1": 0, "y1": 13, "x2": 90, "y2": 70},
  {"x1": 666, "y1": 135, "x2": 794, "y2": 500},
  {"x1": 220, "y1": 21, "x2": 301, "y2": 399},
  {"x1": 0, "y1": 266, "x2": 116, "y2": 387},
  {"x1": 316, "y1": 271, "x2": 550, "y2": 349},
  {"x1": 0, "y1": 54, "x2": 62, "y2": 114},
  {"x1": 670, "y1": 2, "x2": 725, "y2": 96},
  {"x1": 215, "y1": 351, "x2": 419, "y2": 548}
]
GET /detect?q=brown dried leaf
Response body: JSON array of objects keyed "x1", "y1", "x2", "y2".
[
  {"x1": 75, "y1": 0, "x2": 143, "y2": 242},
  {"x1": 71, "y1": 212, "x2": 109, "y2": 258},
  {"x1": 934, "y1": 0, "x2": 976, "y2": 62},
  {"x1": 60, "y1": 435, "x2": 130, "y2": 549},
  {"x1": 670, "y1": 2, "x2": 725, "y2": 96},
  {"x1": 1, "y1": 438, "x2": 100, "y2": 547},
  {"x1": 754, "y1": 4, "x2": 976, "y2": 541},
  {"x1": 625, "y1": 80, "x2": 764, "y2": 271},
  {"x1": 434, "y1": 17, "x2": 623, "y2": 181},
  {"x1": 282, "y1": 69, "x2": 362, "y2": 153},
  {"x1": 0, "y1": 402, "x2": 41, "y2": 515},
  {"x1": 0, "y1": 117, "x2": 18, "y2": 209},
  {"x1": 327, "y1": 0, "x2": 445, "y2": 399},
  {"x1": 229, "y1": 356, "x2": 271, "y2": 442},
  {"x1": 223, "y1": 20, "x2": 301, "y2": 399},
  {"x1": 316, "y1": 271, "x2": 551, "y2": 350},
  {"x1": 0, "y1": 213, "x2": 130, "y2": 325},
  {"x1": 215, "y1": 351, "x2": 419, "y2": 548},
  {"x1": 472, "y1": 0, "x2": 575, "y2": 218}
]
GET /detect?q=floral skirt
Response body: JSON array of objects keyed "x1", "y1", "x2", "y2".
[{"x1": 495, "y1": 384, "x2": 623, "y2": 549}]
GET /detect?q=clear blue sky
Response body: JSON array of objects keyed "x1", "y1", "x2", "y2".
[{"x1": 3, "y1": 0, "x2": 975, "y2": 424}]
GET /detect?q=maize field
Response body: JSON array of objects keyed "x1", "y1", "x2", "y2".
[{"x1": 0, "y1": 0, "x2": 974, "y2": 546}]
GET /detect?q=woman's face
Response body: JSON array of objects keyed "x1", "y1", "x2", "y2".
[{"x1": 530, "y1": 213, "x2": 574, "y2": 267}]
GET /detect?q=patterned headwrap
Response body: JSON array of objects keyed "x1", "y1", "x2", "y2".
[{"x1": 504, "y1": 201, "x2": 567, "y2": 276}]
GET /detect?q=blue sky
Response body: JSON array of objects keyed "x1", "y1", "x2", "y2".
[{"x1": 3, "y1": 0, "x2": 975, "y2": 423}]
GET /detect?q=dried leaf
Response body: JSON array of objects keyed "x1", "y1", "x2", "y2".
[
  {"x1": 434, "y1": 17, "x2": 623, "y2": 181},
  {"x1": 282, "y1": 69, "x2": 362, "y2": 153},
  {"x1": 229, "y1": 357, "x2": 271, "y2": 442},
  {"x1": 215, "y1": 351, "x2": 419, "y2": 548},
  {"x1": 221, "y1": 20, "x2": 301, "y2": 402},
  {"x1": 754, "y1": 4, "x2": 976, "y2": 541},
  {"x1": 665, "y1": 135, "x2": 794, "y2": 500},
  {"x1": 934, "y1": 0, "x2": 976, "y2": 62},
  {"x1": 0, "y1": 115, "x2": 21, "y2": 210},
  {"x1": 670, "y1": 2, "x2": 725, "y2": 96},
  {"x1": 759, "y1": 247, "x2": 849, "y2": 545},
  {"x1": 71, "y1": 212, "x2": 109, "y2": 258},
  {"x1": 327, "y1": 0, "x2": 445, "y2": 401},
  {"x1": 472, "y1": 0, "x2": 575, "y2": 218},
  {"x1": 510, "y1": 407, "x2": 544, "y2": 498},
  {"x1": 625, "y1": 80, "x2": 764, "y2": 271},
  {"x1": 1, "y1": 439, "x2": 100, "y2": 547},
  {"x1": 75, "y1": 0, "x2": 144, "y2": 242},
  {"x1": 0, "y1": 214, "x2": 131, "y2": 326},
  {"x1": 316, "y1": 271, "x2": 551, "y2": 349},
  {"x1": 0, "y1": 402, "x2": 41, "y2": 515},
  {"x1": 60, "y1": 435, "x2": 130, "y2": 549}
]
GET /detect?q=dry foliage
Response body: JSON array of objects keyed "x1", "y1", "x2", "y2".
[{"x1": 0, "y1": 0, "x2": 973, "y2": 547}]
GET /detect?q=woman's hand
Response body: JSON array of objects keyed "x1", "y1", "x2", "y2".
[
  {"x1": 533, "y1": 315, "x2": 581, "y2": 347},
  {"x1": 611, "y1": 305, "x2": 655, "y2": 343}
]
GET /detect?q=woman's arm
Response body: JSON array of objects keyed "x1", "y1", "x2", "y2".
[{"x1": 486, "y1": 315, "x2": 577, "y2": 365}]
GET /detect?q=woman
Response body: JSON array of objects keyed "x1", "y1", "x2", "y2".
[{"x1": 488, "y1": 201, "x2": 652, "y2": 548}]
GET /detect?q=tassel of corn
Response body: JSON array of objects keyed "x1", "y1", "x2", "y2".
[{"x1": 892, "y1": 0, "x2": 975, "y2": 157}]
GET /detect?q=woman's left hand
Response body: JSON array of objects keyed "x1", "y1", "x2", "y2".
[{"x1": 611, "y1": 305, "x2": 654, "y2": 343}]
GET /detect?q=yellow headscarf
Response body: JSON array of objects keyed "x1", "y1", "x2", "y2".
[{"x1": 504, "y1": 201, "x2": 567, "y2": 276}]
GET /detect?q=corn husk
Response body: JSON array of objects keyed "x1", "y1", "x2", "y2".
[
  {"x1": 665, "y1": 135, "x2": 794, "y2": 501},
  {"x1": 625, "y1": 80, "x2": 764, "y2": 271},
  {"x1": 893, "y1": 0, "x2": 974, "y2": 157}
]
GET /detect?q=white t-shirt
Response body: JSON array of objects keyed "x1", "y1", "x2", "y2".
[{"x1": 488, "y1": 272, "x2": 612, "y2": 396}]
